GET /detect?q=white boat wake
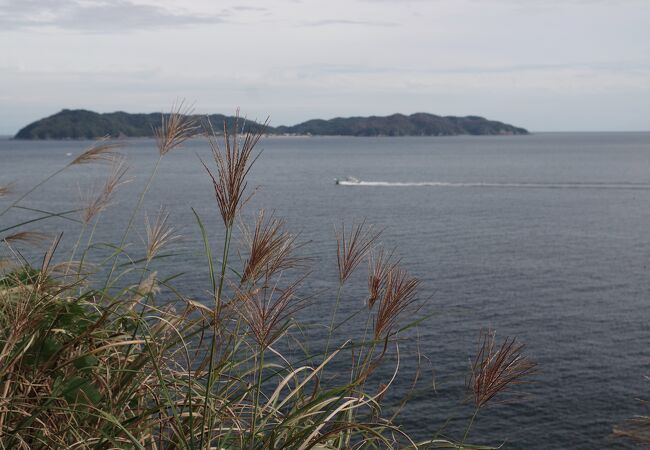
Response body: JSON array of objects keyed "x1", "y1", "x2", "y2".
[{"x1": 335, "y1": 179, "x2": 650, "y2": 190}]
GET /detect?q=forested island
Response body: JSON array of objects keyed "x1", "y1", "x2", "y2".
[{"x1": 14, "y1": 109, "x2": 528, "y2": 139}]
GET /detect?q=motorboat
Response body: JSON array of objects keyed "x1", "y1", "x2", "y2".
[{"x1": 334, "y1": 176, "x2": 360, "y2": 185}]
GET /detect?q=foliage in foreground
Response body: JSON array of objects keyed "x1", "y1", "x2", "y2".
[{"x1": 0, "y1": 104, "x2": 535, "y2": 449}]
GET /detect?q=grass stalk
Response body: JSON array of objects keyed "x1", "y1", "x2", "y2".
[
  {"x1": 460, "y1": 408, "x2": 480, "y2": 450},
  {"x1": 324, "y1": 283, "x2": 344, "y2": 358},
  {"x1": 0, "y1": 167, "x2": 67, "y2": 218},
  {"x1": 250, "y1": 348, "x2": 265, "y2": 449},
  {"x1": 103, "y1": 154, "x2": 163, "y2": 289},
  {"x1": 201, "y1": 224, "x2": 233, "y2": 449}
]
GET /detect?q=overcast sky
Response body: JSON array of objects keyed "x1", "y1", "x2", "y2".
[{"x1": 1, "y1": 0, "x2": 649, "y2": 134}]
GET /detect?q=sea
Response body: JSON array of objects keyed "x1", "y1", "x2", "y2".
[{"x1": 2, "y1": 132, "x2": 650, "y2": 449}]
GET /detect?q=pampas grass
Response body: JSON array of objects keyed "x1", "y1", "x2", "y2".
[
  {"x1": 468, "y1": 330, "x2": 536, "y2": 409},
  {"x1": 0, "y1": 184, "x2": 13, "y2": 198},
  {"x1": 2, "y1": 231, "x2": 50, "y2": 246},
  {"x1": 202, "y1": 111, "x2": 267, "y2": 228},
  {"x1": 336, "y1": 219, "x2": 381, "y2": 284},
  {"x1": 374, "y1": 267, "x2": 420, "y2": 340},
  {"x1": 367, "y1": 248, "x2": 398, "y2": 309},
  {"x1": 80, "y1": 156, "x2": 130, "y2": 224},
  {"x1": 70, "y1": 138, "x2": 122, "y2": 166},
  {"x1": 0, "y1": 104, "x2": 535, "y2": 450},
  {"x1": 459, "y1": 330, "x2": 536, "y2": 448},
  {"x1": 154, "y1": 101, "x2": 199, "y2": 156},
  {"x1": 239, "y1": 210, "x2": 303, "y2": 285},
  {"x1": 144, "y1": 206, "x2": 180, "y2": 261}
]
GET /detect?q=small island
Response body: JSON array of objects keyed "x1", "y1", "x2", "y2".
[{"x1": 14, "y1": 109, "x2": 528, "y2": 139}]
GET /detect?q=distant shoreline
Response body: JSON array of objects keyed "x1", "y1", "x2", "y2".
[
  {"x1": 7, "y1": 131, "x2": 650, "y2": 141},
  {"x1": 13, "y1": 109, "x2": 528, "y2": 140},
  {"x1": 4, "y1": 133, "x2": 534, "y2": 142}
]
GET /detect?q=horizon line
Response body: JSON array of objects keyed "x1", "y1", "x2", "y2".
[{"x1": 3, "y1": 130, "x2": 650, "y2": 139}]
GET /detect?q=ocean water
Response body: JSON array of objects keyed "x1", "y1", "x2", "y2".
[{"x1": 2, "y1": 132, "x2": 650, "y2": 448}]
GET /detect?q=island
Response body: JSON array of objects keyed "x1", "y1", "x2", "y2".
[{"x1": 14, "y1": 109, "x2": 528, "y2": 139}]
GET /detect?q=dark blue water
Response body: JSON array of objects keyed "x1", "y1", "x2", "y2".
[{"x1": 2, "y1": 133, "x2": 650, "y2": 448}]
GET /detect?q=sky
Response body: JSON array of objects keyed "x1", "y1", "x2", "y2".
[{"x1": 1, "y1": 0, "x2": 649, "y2": 134}]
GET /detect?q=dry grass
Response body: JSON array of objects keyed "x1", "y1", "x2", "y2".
[
  {"x1": 0, "y1": 184, "x2": 14, "y2": 198},
  {"x1": 374, "y1": 267, "x2": 420, "y2": 339},
  {"x1": 614, "y1": 378, "x2": 650, "y2": 446},
  {"x1": 153, "y1": 101, "x2": 200, "y2": 156},
  {"x1": 336, "y1": 220, "x2": 381, "y2": 284},
  {"x1": 367, "y1": 248, "x2": 398, "y2": 309},
  {"x1": 614, "y1": 412, "x2": 650, "y2": 445},
  {"x1": 202, "y1": 112, "x2": 267, "y2": 227},
  {"x1": 2, "y1": 231, "x2": 50, "y2": 246},
  {"x1": 235, "y1": 279, "x2": 305, "y2": 348},
  {"x1": 0, "y1": 105, "x2": 535, "y2": 450},
  {"x1": 70, "y1": 138, "x2": 122, "y2": 166},
  {"x1": 614, "y1": 419, "x2": 650, "y2": 445},
  {"x1": 80, "y1": 156, "x2": 130, "y2": 224},
  {"x1": 239, "y1": 210, "x2": 303, "y2": 285},
  {"x1": 144, "y1": 206, "x2": 180, "y2": 261},
  {"x1": 468, "y1": 329, "x2": 536, "y2": 409}
]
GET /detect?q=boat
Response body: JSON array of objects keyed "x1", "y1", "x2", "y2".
[{"x1": 334, "y1": 176, "x2": 360, "y2": 185}]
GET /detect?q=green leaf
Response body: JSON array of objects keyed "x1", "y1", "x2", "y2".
[
  {"x1": 72, "y1": 355, "x2": 99, "y2": 371},
  {"x1": 62, "y1": 376, "x2": 102, "y2": 405},
  {"x1": 23, "y1": 337, "x2": 62, "y2": 367},
  {"x1": 39, "y1": 337, "x2": 61, "y2": 359}
]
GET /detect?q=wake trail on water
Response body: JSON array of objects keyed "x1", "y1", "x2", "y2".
[{"x1": 336, "y1": 180, "x2": 650, "y2": 190}]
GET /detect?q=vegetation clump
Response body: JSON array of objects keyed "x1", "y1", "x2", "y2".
[{"x1": 0, "y1": 104, "x2": 534, "y2": 449}]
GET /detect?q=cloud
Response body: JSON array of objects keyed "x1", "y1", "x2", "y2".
[
  {"x1": 287, "y1": 59, "x2": 650, "y2": 78},
  {"x1": 304, "y1": 18, "x2": 397, "y2": 27},
  {"x1": 230, "y1": 5, "x2": 269, "y2": 12},
  {"x1": 473, "y1": 0, "x2": 650, "y2": 12},
  {"x1": 0, "y1": 0, "x2": 224, "y2": 32}
]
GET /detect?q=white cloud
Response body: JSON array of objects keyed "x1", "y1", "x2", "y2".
[
  {"x1": 0, "y1": 0, "x2": 225, "y2": 31},
  {"x1": 304, "y1": 19, "x2": 397, "y2": 27}
]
